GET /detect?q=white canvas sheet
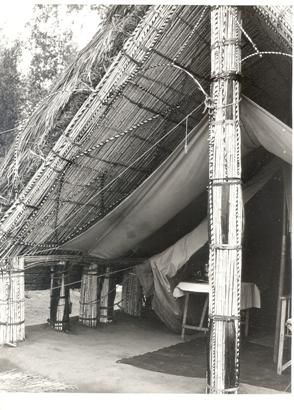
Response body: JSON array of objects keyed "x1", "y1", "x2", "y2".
[{"x1": 63, "y1": 96, "x2": 291, "y2": 258}]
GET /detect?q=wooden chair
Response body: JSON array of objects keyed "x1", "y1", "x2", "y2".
[{"x1": 277, "y1": 295, "x2": 291, "y2": 375}]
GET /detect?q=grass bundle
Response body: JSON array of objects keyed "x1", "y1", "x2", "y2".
[
  {"x1": 0, "y1": 257, "x2": 25, "y2": 345},
  {"x1": 79, "y1": 262, "x2": 102, "y2": 327},
  {"x1": 0, "y1": 369, "x2": 77, "y2": 392}
]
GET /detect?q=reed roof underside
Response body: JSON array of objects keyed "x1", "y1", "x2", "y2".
[{"x1": 0, "y1": 5, "x2": 292, "y2": 260}]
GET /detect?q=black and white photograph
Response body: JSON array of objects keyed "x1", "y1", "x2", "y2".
[{"x1": 0, "y1": 0, "x2": 292, "y2": 403}]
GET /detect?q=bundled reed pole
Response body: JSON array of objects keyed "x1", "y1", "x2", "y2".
[
  {"x1": 0, "y1": 256, "x2": 25, "y2": 345},
  {"x1": 99, "y1": 267, "x2": 116, "y2": 323},
  {"x1": 122, "y1": 272, "x2": 143, "y2": 317},
  {"x1": 79, "y1": 263, "x2": 102, "y2": 327},
  {"x1": 207, "y1": 6, "x2": 242, "y2": 394},
  {"x1": 49, "y1": 261, "x2": 71, "y2": 331}
]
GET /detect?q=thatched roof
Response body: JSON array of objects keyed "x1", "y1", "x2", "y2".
[
  {"x1": 0, "y1": 5, "x2": 292, "y2": 260},
  {"x1": 0, "y1": 5, "x2": 149, "y2": 202}
]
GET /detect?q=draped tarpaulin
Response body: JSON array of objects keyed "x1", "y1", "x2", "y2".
[
  {"x1": 62, "y1": 96, "x2": 291, "y2": 258},
  {"x1": 148, "y1": 159, "x2": 283, "y2": 331}
]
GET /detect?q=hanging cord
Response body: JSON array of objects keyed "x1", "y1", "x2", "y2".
[
  {"x1": 79, "y1": 286, "x2": 117, "y2": 306},
  {"x1": 233, "y1": 11, "x2": 292, "y2": 63},
  {"x1": 242, "y1": 50, "x2": 292, "y2": 63},
  {"x1": 142, "y1": 61, "x2": 212, "y2": 114},
  {"x1": 235, "y1": 19, "x2": 262, "y2": 58},
  {"x1": 172, "y1": 62, "x2": 209, "y2": 99},
  {"x1": 0, "y1": 127, "x2": 19, "y2": 136},
  {"x1": 171, "y1": 62, "x2": 214, "y2": 114}
]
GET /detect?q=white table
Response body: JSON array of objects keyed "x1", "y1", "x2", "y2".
[{"x1": 173, "y1": 281, "x2": 261, "y2": 339}]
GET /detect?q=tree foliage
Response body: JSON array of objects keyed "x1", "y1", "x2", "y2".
[
  {"x1": 0, "y1": 43, "x2": 23, "y2": 157},
  {"x1": 24, "y1": 5, "x2": 77, "y2": 113}
]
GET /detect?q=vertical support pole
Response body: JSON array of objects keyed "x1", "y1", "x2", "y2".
[
  {"x1": 208, "y1": 6, "x2": 242, "y2": 393},
  {"x1": 49, "y1": 261, "x2": 70, "y2": 332},
  {"x1": 100, "y1": 267, "x2": 116, "y2": 323},
  {"x1": 273, "y1": 195, "x2": 287, "y2": 363},
  {"x1": 0, "y1": 256, "x2": 25, "y2": 345},
  {"x1": 79, "y1": 263, "x2": 102, "y2": 327}
]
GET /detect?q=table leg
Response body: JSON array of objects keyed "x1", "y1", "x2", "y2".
[
  {"x1": 199, "y1": 295, "x2": 209, "y2": 330},
  {"x1": 181, "y1": 293, "x2": 189, "y2": 340}
]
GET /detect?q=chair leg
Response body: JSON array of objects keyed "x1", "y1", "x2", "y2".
[{"x1": 277, "y1": 300, "x2": 287, "y2": 375}]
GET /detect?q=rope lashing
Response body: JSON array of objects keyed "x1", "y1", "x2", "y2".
[
  {"x1": 203, "y1": 95, "x2": 215, "y2": 114},
  {"x1": 207, "y1": 385, "x2": 239, "y2": 394},
  {"x1": 242, "y1": 50, "x2": 292, "y2": 63},
  {"x1": 79, "y1": 299, "x2": 124, "y2": 309},
  {"x1": 79, "y1": 286, "x2": 117, "y2": 306},
  {"x1": 209, "y1": 314, "x2": 240, "y2": 321}
]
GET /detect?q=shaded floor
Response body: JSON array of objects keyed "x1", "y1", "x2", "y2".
[
  {"x1": 0, "y1": 311, "x2": 287, "y2": 394},
  {"x1": 120, "y1": 333, "x2": 291, "y2": 391}
]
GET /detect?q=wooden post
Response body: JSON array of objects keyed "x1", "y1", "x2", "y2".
[
  {"x1": 99, "y1": 267, "x2": 116, "y2": 323},
  {"x1": 0, "y1": 256, "x2": 25, "y2": 345},
  {"x1": 49, "y1": 261, "x2": 71, "y2": 331},
  {"x1": 273, "y1": 195, "x2": 287, "y2": 363},
  {"x1": 207, "y1": 6, "x2": 242, "y2": 393},
  {"x1": 79, "y1": 263, "x2": 103, "y2": 327}
]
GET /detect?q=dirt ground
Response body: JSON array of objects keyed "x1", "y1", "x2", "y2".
[{"x1": 0, "y1": 290, "x2": 286, "y2": 394}]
